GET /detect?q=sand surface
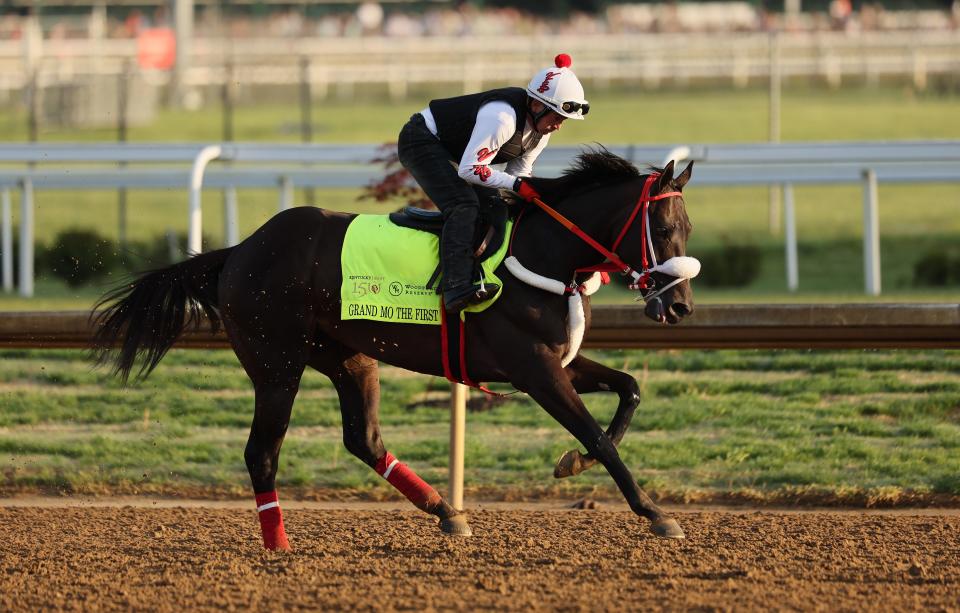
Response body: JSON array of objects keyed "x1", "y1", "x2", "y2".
[{"x1": 3, "y1": 504, "x2": 958, "y2": 611}]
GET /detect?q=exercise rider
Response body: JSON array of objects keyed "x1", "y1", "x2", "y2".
[{"x1": 397, "y1": 53, "x2": 590, "y2": 313}]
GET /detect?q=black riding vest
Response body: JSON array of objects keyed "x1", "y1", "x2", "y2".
[{"x1": 428, "y1": 87, "x2": 540, "y2": 165}]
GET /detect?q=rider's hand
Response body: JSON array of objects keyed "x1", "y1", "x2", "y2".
[{"x1": 513, "y1": 178, "x2": 541, "y2": 203}]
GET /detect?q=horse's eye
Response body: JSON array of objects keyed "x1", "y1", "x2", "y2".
[{"x1": 654, "y1": 227, "x2": 671, "y2": 238}]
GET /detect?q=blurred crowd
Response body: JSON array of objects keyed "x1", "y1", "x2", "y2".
[{"x1": 1, "y1": 0, "x2": 958, "y2": 41}]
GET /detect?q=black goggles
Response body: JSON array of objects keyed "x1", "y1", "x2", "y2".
[{"x1": 560, "y1": 101, "x2": 590, "y2": 116}]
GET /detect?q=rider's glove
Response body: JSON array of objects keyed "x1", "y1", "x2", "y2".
[{"x1": 513, "y1": 177, "x2": 541, "y2": 203}]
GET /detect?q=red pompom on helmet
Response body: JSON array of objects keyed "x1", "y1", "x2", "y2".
[{"x1": 554, "y1": 53, "x2": 573, "y2": 68}]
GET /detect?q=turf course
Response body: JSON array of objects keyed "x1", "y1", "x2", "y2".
[{"x1": 1, "y1": 347, "x2": 957, "y2": 503}]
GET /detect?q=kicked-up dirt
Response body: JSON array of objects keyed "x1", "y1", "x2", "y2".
[{"x1": 2, "y1": 504, "x2": 958, "y2": 611}]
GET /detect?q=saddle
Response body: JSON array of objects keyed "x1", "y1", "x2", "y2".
[{"x1": 388, "y1": 198, "x2": 509, "y2": 291}]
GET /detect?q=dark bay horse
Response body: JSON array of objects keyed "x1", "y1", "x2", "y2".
[{"x1": 92, "y1": 150, "x2": 696, "y2": 549}]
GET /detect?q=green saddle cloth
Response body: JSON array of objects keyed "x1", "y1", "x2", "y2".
[{"x1": 340, "y1": 214, "x2": 511, "y2": 325}]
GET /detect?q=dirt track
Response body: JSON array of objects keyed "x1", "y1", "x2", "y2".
[{"x1": 3, "y1": 504, "x2": 959, "y2": 611}]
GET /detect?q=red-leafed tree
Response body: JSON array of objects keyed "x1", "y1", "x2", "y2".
[{"x1": 359, "y1": 143, "x2": 434, "y2": 210}]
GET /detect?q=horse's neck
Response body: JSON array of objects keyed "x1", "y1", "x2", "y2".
[{"x1": 512, "y1": 184, "x2": 630, "y2": 282}]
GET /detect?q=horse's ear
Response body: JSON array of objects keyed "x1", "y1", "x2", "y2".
[
  {"x1": 675, "y1": 161, "x2": 694, "y2": 190},
  {"x1": 657, "y1": 161, "x2": 675, "y2": 192}
]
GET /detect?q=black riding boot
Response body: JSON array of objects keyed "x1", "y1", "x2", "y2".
[{"x1": 441, "y1": 206, "x2": 496, "y2": 313}]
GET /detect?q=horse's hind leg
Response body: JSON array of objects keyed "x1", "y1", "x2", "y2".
[
  {"x1": 308, "y1": 348, "x2": 471, "y2": 536},
  {"x1": 224, "y1": 319, "x2": 310, "y2": 551},
  {"x1": 554, "y1": 356, "x2": 641, "y2": 479},
  {"x1": 246, "y1": 381, "x2": 302, "y2": 550}
]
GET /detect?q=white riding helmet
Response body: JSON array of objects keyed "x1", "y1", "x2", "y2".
[{"x1": 526, "y1": 54, "x2": 589, "y2": 121}]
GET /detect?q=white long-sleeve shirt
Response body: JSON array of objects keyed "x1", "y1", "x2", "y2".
[{"x1": 420, "y1": 101, "x2": 550, "y2": 191}]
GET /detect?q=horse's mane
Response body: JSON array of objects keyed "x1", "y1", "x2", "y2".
[{"x1": 526, "y1": 147, "x2": 642, "y2": 203}]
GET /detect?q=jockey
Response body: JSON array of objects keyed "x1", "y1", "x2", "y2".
[{"x1": 398, "y1": 53, "x2": 589, "y2": 313}]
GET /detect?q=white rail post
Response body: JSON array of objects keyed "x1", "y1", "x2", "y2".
[
  {"x1": 912, "y1": 51, "x2": 927, "y2": 91},
  {"x1": 862, "y1": 169, "x2": 881, "y2": 296},
  {"x1": 768, "y1": 30, "x2": 782, "y2": 236},
  {"x1": 224, "y1": 187, "x2": 239, "y2": 247},
  {"x1": 449, "y1": 382, "x2": 466, "y2": 510},
  {"x1": 315, "y1": 65, "x2": 329, "y2": 100},
  {"x1": 2, "y1": 188, "x2": 11, "y2": 293},
  {"x1": 18, "y1": 179, "x2": 33, "y2": 297},
  {"x1": 783, "y1": 183, "x2": 798, "y2": 292},
  {"x1": 278, "y1": 176, "x2": 294, "y2": 211},
  {"x1": 188, "y1": 145, "x2": 222, "y2": 255},
  {"x1": 173, "y1": 0, "x2": 194, "y2": 107},
  {"x1": 388, "y1": 68, "x2": 407, "y2": 101}
]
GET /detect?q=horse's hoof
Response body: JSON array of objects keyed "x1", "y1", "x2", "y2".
[
  {"x1": 440, "y1": 515, "x2": 472, "y2": 536},
  {"x1": 650, "y1": 517, "x2": 685, "y2": 539},
  {"x1": 554, "y1": 449, "x2": 593, "y2": 479},
  {"x1": 554, "y1": 450, "x2": 579, "y2": 478}
]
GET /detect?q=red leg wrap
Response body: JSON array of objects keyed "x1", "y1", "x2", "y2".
[
  {"x1": 375, "y1": 451, "x2": 442, "y2": 511},
  {"x1": 255, "y1": 491, "x2": 290, "y2": 551}
]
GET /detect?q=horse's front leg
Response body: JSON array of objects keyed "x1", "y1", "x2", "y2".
[
  {"x1": 554, "y1": 355, "x2": 641, "y2": 479},
  {"x1": 520, "y1": 355, "x2": 684, "y2": 539}
]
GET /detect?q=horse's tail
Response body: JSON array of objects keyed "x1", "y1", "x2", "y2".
[{"x1": 90, "y1": 247, "x2": 234, "y2": 383}]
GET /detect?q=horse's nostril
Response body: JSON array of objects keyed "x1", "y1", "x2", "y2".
[
  {"x1": 671, "y1": 303, "x2": 691, "y2": 318},
  {"x1": 644, "y1": 297, "x2": 665, "y2": 322}
]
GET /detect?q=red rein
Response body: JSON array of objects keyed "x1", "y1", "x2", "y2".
[{"x1": 526, "y1": 173, "x2": 681, "y2": 288}]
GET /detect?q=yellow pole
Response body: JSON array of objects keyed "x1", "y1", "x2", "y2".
[{"x1": 449, "y1": 382, "x2": 466, "y2": 510}]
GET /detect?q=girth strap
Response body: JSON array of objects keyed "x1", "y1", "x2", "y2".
[{"x1": 439, "y1": 302, "x2": 511, "y2": 397}]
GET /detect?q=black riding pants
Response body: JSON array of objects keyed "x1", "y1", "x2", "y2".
[{"x1": 397, "y1": 113, "x2": 497, "y2": 293}]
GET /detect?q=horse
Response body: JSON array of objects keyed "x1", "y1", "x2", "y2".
[{"x1": 92, "y1": 150, "x2": 697, "y2": 550}]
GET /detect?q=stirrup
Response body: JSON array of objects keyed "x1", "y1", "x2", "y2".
[{"x1": 443, "y1": 281, "x2": 500, "y2": 313}]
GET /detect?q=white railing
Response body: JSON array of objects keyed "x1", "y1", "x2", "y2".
[
  {"x1": 2, "y1": 31, "x2": 959, "y2": 95},
  {"x1": 1, "y1": 140, "x2": 958, "y2": 298}
]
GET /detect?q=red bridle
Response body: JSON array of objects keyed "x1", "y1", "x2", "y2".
[{"x1": 514, "y1": 173, "x2": 682, "y2": 291}]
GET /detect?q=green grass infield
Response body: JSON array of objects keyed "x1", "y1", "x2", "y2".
[{"x1": 1, "y1": 347, "x2": 957, "y2": 505}]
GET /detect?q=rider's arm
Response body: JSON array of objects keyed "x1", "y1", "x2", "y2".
[
  {"x1": 456, "y1": 102, "x2": 523, "y2": 191},
  {"x1": 504, "y1": 134, "x2": 550, "y2": 179}
]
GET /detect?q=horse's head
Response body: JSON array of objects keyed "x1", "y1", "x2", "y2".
[
  {"x1": 522, "y1": 149, "x2": 698, "y2": 324},
  {"x1": 622, "y1": 160, "x2": 698, "y2": 324}
]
